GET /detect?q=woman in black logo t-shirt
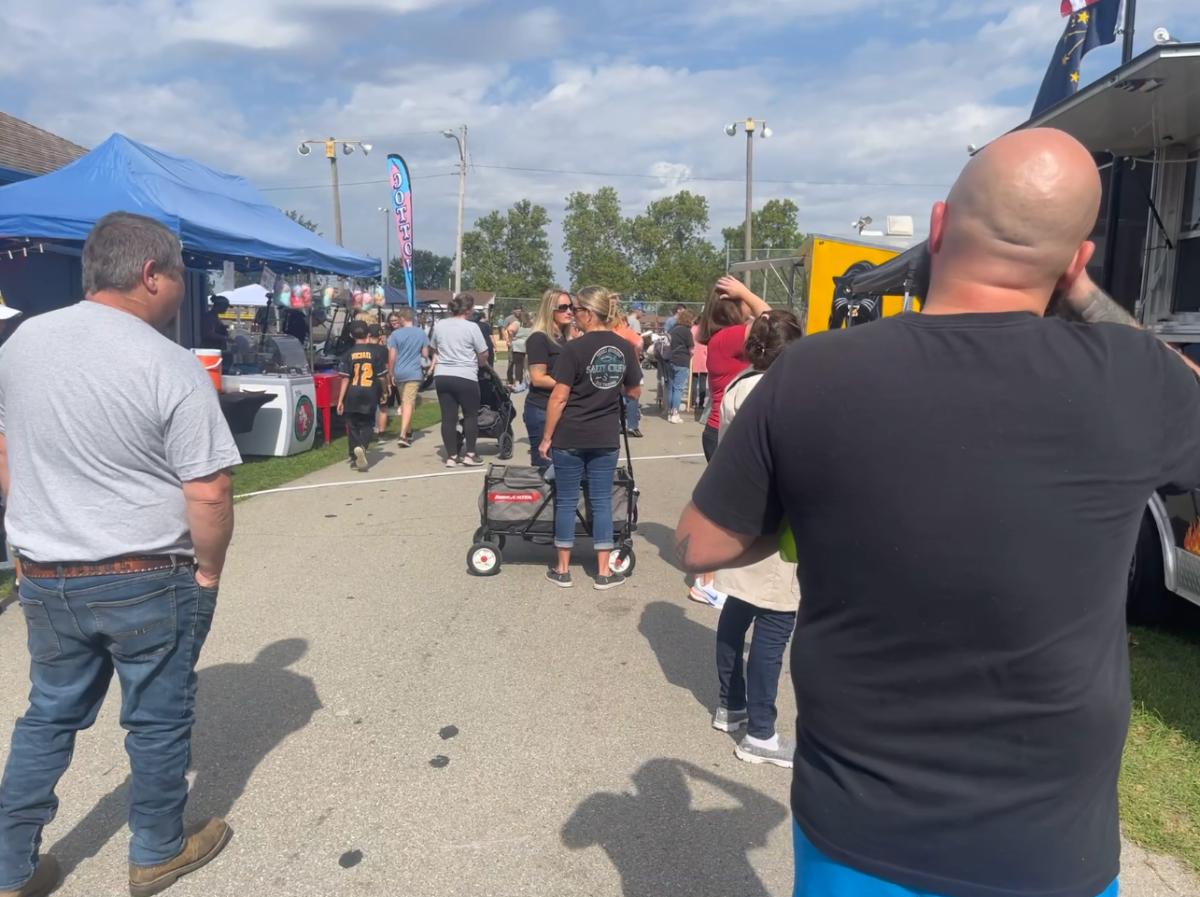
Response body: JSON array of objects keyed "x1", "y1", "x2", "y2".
[{"x1": 539, "y1": 286, "x2": 641, "y2": 591}]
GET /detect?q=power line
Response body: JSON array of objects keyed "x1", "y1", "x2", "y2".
[
  {"x1": 257, "y1": 164, "x2": 952, "y2": 193},
  {"x1": 258, "y1": 172, "x2": 459, "y2": 192},
  {"x1": 472, "y1": 163, "x2": 952, "y2": 188}
]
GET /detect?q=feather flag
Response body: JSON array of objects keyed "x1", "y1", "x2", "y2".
[{"x1": 387, "y1": 154, "x2": 416, "y2": 308}]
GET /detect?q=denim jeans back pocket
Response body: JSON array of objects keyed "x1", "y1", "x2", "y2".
[
  {"x1": 19, "y1": 598, "x2": 62, "y2": 663},
  {"x1": 88, "y1": 586, "x2": 178, "y2": 660}
]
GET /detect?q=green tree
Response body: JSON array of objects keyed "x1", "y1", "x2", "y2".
[
  {"x1": 562, "y1": 187, "x2": 634, "y2": 294},
  {"x1": 626, "y1": 190, "x2": 723, "y2": 306},
  {"x1": 722, "y1": 199, "x2": 809, "y2": 304},
  {"x1": 284, "y1": 209, "x2": 321, "y2": 235},
  {"x1": 461, "y1": 200, "x2": 554, "y2": 297},
  {"x1": 390, "y1": 249, "x2": 454, "y2": 291}
]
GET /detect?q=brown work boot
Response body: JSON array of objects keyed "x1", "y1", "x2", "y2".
[
  {"x1": 128, "y1": 818, "x2": 232, "y2": 897},
  {"x1": 0, "y1": 855, "x2": 59, "y2": 897}
]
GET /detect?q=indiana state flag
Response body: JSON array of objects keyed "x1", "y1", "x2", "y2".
[{"x1": 1032, "y1": 0, "x2": 1122, "y2": 117}]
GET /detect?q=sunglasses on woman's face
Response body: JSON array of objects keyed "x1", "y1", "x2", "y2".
[{"x1": 555, "y1": 304, "x2": 574, "y2": 313}]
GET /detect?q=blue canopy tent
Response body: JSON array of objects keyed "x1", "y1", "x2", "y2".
[
  {"x1": 0, "y1": 133, "x2": 379, "y2": 344},
  {"x1": 0, "y1": 133, "x2": 379, "y2": 275}
]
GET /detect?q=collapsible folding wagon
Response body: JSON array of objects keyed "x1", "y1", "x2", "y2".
[{"x1": 466, "y1": 426, "x2": 639, "y2": 578}]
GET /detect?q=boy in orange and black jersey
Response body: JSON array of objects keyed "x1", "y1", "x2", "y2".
[{"x1": 337, "y1": 320, "x2": 389, "y2": 472}]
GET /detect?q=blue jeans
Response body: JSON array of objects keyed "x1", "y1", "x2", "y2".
[
  {"x1": 551, "y1": 448, "x2": 619, "y2": 550},
  {"x1": 716, "y1": 596, "x2": 796, "y2": 739},
  {"x1": 622, "y1": 395, "x2": 640, "y2": 431},
  {"x1": 793, "y1": 821, "x2": 1119, "y2": 897},
  {"x1": 0, "y1": 565, "x2": 217, "y2": 887},
  {"x1": 524, "y1": 402, "x2": 549, "y2": 468},
  {"x1": 667, "y1": 364, "x2": 689, "y2": 411}
]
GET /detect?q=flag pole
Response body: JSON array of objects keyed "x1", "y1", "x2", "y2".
[
  {"x1": 1101, "y1": 0, "x2": 1137, "y2": 297},
  {"x1": 1120, "y1": 0, "x2": 1136, "y2": 64}
]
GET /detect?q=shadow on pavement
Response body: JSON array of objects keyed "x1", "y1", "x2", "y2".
[
  {"x1": 638, "y1": 602, "x2": 717, "y2": 716},
  {"x1": 562, "y1": 757, "x2": 787, "y2": 897},
  {"x1": 47, "y1": 638, "x2": 322, "y2": 876}
]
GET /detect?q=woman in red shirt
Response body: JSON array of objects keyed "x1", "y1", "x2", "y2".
[
  {"x1": 688, "y1": 275, "x2": 771, "y2": 608},
  {"x1": 697, "y1": 276, "x2": 771, "y2": 461}
]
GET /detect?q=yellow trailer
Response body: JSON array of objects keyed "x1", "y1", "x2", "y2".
[{"x1": 729, "y1": 233, "x2": 920, "y2": 335}]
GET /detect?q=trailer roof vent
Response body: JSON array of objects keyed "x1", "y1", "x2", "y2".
[{"x1": 886, "y1": 216, "x2": 915, "y2": 237}]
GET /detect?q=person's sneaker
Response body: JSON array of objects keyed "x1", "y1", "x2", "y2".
[
  {"x1": 667, "y1": 412, "x2": 680, "y2": 424},
  {"x1": 627, "y1": 428, "x2": 643, "y2": 438},
  {"x1": 546, "y1": 568, "x2": 573, "y2": 588},
  {"x1": 593, "y1": 572, "x2": 626, "y2": 591},
  {"x1": 0, "y1": 855, "x2": 59, "y2": 897},
  {"x1": 445, "y1": 457, "x2": 459, "y2": 468},
  {"x1": 712, "y1": 707, "x2": 749, "y2": 733},
  {"x1": 353, "y1": 447, "x2": 369, "y2": 472},
  {"x1": 397, "y1": 435, "x2": 412, "y2": 448},
  {"x1": 688, "y1": 582, "x2": 727, "y2": 609},
  {"x1": 735, "y1": 734, "x2": 796, "y2": 769},
  {"x1": 129, "y1": 817, "x2": 232, "y2": 897},
  {"x1": 459, "y1": 454, "x2": 482, "y2": 467}
]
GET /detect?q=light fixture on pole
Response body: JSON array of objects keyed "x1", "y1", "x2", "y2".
[
  {"x1": 442, "y1": 126, "x2": 468, "y2": 295},
  {"x1": 725, "y1": 118, "x2": 771, "y2": 285},
  {"x1": 297, "y1": 138, "x2": 373, "y2": 247},
  {"x1": 378, "y1": 207, "x2": 391, "y2": 286}
]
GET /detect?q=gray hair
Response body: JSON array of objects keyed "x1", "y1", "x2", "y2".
[{"x1": 82, "y1": 212, "x2": 184, "y2": 295}]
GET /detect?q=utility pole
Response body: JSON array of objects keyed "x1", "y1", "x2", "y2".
[
  {"x1": 329, "y1": 144, "x2": 343, "y2": 246},
  {"x1": 297, "y1": 137, "x2": 373, "y2": 249},
  {"x1": 444, "y1": 125, "x2": 468, "y2": 295},
  {"x1": 744, "y1": 118, "x2": 755, "y2": 286},
  {"x1": 725, "y1": 118, "x2": 772, "y2": 285},
  {"x1": 1101, "y1": 0, "x2": 1137, "y2": 297}
]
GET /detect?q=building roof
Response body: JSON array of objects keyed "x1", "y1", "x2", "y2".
[{"x1": 0, "y1": 111, "x2": 88, "y2": 179}]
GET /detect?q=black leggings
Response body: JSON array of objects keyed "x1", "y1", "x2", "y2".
[
  {"x1": 702, "y1": 423, "x2": 719, "y2": 462},
  {"x1": 436, "y1": 376, "x2": 480, "y2": 458}
]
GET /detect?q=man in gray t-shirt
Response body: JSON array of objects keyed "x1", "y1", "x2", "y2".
[{"x1": 0, "y1": 213, "x2": 239, "y2": 896}]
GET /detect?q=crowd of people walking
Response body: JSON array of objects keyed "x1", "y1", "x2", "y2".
[{"x1": 1, "y1": 126, "x2": 1194, "y2": 897}]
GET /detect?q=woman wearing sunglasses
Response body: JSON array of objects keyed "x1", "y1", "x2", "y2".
[
  {"x1": 524, "y1": 288, "x2": 575, "y2": 469},
  {"x1": 538, "y1": 286, "x2": 642, "y2": 590}
]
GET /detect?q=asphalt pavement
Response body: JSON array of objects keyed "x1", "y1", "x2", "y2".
[{"x1": 0, "y1": 383, "x2": 1195, "y2": 896}]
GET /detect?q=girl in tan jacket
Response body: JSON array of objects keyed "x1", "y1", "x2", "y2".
[{"x1": 711, "y1": 310, "x2": 805, "y2": 769}]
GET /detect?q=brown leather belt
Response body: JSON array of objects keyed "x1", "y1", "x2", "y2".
[{"x1": 21, "y1": 555, "x2": 195, "y2": 579}]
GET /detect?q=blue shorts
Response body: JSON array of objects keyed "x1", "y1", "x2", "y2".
[{"x1": 794, "y1": 820, "x2": 1118, "y2": 897}]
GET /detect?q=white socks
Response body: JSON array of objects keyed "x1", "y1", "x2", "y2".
[{"x1": 744, "y1": 732, "x2": 780, "y2": 751}]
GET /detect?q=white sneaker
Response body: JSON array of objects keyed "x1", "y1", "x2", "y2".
[{"x1": 688, "y1": 582, "x2": 727, "y2": 609}]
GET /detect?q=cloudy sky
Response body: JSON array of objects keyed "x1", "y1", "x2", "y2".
[{"x1": 0, "y1": 0, "x2": 1189, "y2": 281}]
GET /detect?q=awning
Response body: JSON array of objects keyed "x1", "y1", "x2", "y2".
[
  {"x1": 1020, "y1": 43, "x2": 1200, "y2": 155},
  {"x1": 0, "y1": 133, "x2": 380, "y2": 277},
  {"x1": 844, "y1": 241, "x2": 929, "y2": 297}
]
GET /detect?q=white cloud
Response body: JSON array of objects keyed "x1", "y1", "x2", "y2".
[
  {"x1": 2, "y1": 0, "x2": 1192, "y2": 285},
  {"x1": 649, "y1": 162, "x2": 693, "y2": 189}
]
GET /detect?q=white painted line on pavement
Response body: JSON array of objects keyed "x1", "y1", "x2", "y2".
[{"x1": 234, "y1": 453, "x2": 705, "y2": 500}]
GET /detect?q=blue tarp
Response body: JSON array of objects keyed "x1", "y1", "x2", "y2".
[{"x1": 0, "y1": 133, "x2": 379, "y2": 277}]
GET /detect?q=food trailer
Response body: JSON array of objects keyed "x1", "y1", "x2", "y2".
[
  {"x1": 1020, "y1": 41, "x2": 1200, "y2": 622},
  {"x1": 727, "y1": 230, "x2": 918, "y2": 334}
]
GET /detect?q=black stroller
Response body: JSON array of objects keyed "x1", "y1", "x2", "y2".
[
  {"x1": 456, "y1": 365, "x2": 517, "y2": 461},
  {"x1": 466, "y1": 408, "x2": 639, "y2": 578}
]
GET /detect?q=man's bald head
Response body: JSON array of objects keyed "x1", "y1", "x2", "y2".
[{"x1": 926, "y1": 128, "x2": 1102, "y2": 314}]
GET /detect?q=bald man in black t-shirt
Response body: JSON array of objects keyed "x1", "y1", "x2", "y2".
[{"x1": 676, "y1": 128, "x2": 1200, "y2": 897}]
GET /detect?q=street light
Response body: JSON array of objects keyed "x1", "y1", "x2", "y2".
[
  {"x1": 378, "y1": 207, "x2": 391, "y2": 286},
  {"x1": 725, "y1": 118, "x2": 772, "y2": 285},
  {"x1": 297, "y1": 138, "x2": 372, "y2": 247},
  {"x1": 443, "y1": 126, "x2": 468, "y2": 295}
]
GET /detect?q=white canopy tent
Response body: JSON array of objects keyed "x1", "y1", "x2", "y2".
[{"x1": 217, "y1": 283, "x2": 270, "y2": 307}]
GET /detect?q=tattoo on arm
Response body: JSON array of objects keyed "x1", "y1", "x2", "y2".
[
  {"x1": 1073, "y1": 285, "x2": 1139, "y2": 327},
  {"x1": 673, "y1": 535, "x2": 690, "y2": 569}
]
